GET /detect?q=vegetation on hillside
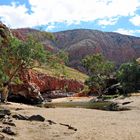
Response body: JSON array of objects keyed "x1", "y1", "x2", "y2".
[
  {"x1": 35, "y1": 65, "x2": 88, "y2": 83},
  {"x1": 30, "y1": 30, "x2": 55, "y2": 42}
]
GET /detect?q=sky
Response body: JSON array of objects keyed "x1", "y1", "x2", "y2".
[{"x1": 0, "y1": 0, "x2": 140, "y2": 37}]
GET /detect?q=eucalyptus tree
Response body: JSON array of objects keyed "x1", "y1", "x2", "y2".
[
  {"x1": 82, "y1": 53, "x2": 114, "y2": 95},
  {"x1": 0, "y1": 36, "x2": 46, "y2": 102}
]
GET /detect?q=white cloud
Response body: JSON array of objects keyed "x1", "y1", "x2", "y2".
[
  {"x1": 45, "y1": 25, "x2": 56, "y2": 31},
  {"x1": 98, "y1": 17, "x2": 119, "y2": 26},
  {"x1": 0, "y1": 3, "x2": 35, "y2": 28},
  {"x1": 0, "y1": 0, "x2": 140, "y2": 28},
  {"x1": 114, "y1": 28, "x2": 140, "y2": 36},
  {"x1": 129, "y1": 15, "x2": 140, "y2": 26}
]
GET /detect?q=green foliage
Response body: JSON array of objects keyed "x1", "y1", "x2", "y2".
[
  {"x1": 31, "y1": 30, "x2": 55, "y2": 42},
  {"x1": 80, "y1": 85, "x2": 90, "y2": 95},
  {"x1": 19, "y1": 35, "x2": 46, "y2": 66},
  {"x1": 56, "y1": 50, "x2": 69, "y2": 65},
  {"x1": 85, "y1": 75, "x2": 105, "y2": 90},
  {"x1": 35, "y1": 26, "x2": 56, "y2": 40},
  {"x1": 0, "y1": 36, "x2": 3, "y2": 45},
  {"x1": 45, "y1": 32, "x2": 55, "y2": 41},
  {"x1": 0, "y1": 36, "x2": 46, "y2": 84},
  {"x1": 117, "y1": 60, "x2": 140, "y2": 93},
  {"x1": 45, "y1": 50, "x2": 69, "y2": 77},
  {"x1": 0, "y1": 65, "x2": 9, "y2": 84},
  {"x1": 82, "y1": 53, "x2": 114, "y2": 75},
  {"x1": 82, "y1": 53, "x2": 114, "y2": 95},
  {"x1": 45, "y1": 50, "x2": 68, "y2": 67}
]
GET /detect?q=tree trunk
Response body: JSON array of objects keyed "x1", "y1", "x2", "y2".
[
  {"x1": 1, "y1": 85, "x2": 9, "y2": 102},
  {"x1": 8, "y1": 62, "x2": 24, "y2": 83}
]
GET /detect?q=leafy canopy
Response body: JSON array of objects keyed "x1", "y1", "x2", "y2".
[
  {"x1": 82, "y1": 53, "x2": 114, "y2": 94},
  {"x1": 117, "y1": 60, "x2": 140, "y2": 93},
  {"x1": 82, "y1": 53, "x2": 114, "y2": 76},
  {"x1": 0, "y1": 36, "x2": 46, "y2": 84}
]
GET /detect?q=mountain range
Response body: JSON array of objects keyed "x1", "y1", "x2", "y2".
[{"x1": 12, "y1": 28, "x2": 140, "y2": 71}]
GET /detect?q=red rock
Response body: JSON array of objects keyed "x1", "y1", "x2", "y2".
[
  {"x1": 73, "y1": 92, "x2": 87, "y2": 97},
  {"x1": 11, "y1": 69, "x2": 84, "y2": 97},
  {"x1": 21, "y1": 69, "x2": 84, "y2": 93}
]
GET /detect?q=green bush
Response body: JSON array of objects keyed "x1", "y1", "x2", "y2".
[{"x1": 117, "y1": 60, "x2": 140, "y2": 93}]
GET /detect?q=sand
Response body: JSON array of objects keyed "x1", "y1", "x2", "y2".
[{"x1": 0, "y1": 95, "x2": 140, "y2": 140}]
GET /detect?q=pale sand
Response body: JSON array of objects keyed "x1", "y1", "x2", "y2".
[{"x1": 0, "y1": 95, "x2": 140, "y2": 140}]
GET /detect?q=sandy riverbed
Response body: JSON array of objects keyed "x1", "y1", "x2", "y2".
[{"x1": 0, "y1": 95, "x2": 140, "y2": 140}]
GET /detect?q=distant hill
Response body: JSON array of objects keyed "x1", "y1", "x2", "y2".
[{"x1": 12, "y1": 28, "x2": 140, "y2": 71}]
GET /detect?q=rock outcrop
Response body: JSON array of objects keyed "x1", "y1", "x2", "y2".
[
  {"x1": 9, "y1": 69, "x2": 84, "y2": 103},
  {"x1": 20, "y1": 69, "x2": 84, "y2": 93},
  {"x1": 0, "y1": 22, "x2": 12, "y2": 46}
]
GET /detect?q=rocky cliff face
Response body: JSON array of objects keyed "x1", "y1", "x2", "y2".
[
  {"x1": 9, "y1": 69, "x2": 84, "y2": 103},
  {"x1": 21, "y1": 69, "x2": 84, "y2": 93},
  {"x1": 13, "y1": 28, "x2": 140, "y2": 71}
]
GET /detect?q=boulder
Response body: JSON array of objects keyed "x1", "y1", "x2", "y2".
[
  {"x1": 12, "y1": 114, "x2": 45, "y2": 122},
  {"x1": 104, "y1": 83, "x2": 125, "y2": 95},
  {"x1": 28, "y1": 115, "x2": 45, "y2": 122},
  {"x1": 0, "y1": 109, "x2": 11, "y2": 118},
  {"x1": 8, "y1": 83, "x2": 44, "y2": 104},
  {"x1": 2, "y1": 127, "x2": 16, "y2": 136},
  {"x1": 42, "y1": 90, "x2": 75, "y2": 99}
]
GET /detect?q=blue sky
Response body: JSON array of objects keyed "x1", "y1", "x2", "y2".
[{"x1": 0, "y1": 0, "x2": 140, "y2": 37}]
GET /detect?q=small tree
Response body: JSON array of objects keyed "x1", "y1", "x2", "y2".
[
  {"x1": 82, "y1": 53, "x2": 114, "y2": 95},
  {"x1": 117, "y1": 60, "x2": 140, "y2": 93},
  {"x1": 0, "y1": 35, "x2": 46, "y2": 101}
]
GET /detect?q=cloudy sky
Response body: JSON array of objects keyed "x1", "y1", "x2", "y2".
[{"x1": 0, "y1": 0, "x2": 140, "y2": 36}]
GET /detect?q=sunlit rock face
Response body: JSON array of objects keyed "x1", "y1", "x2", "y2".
[
  {"x1": 20, "y1": 69, "x2": 84, "y2": 93},
  {"x1": 9, "y1": 69, "x2": 84, "y2": 103}
]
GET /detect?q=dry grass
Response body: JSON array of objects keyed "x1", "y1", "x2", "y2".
[{"x1": 34, "y1": 65, "x2": 88, "y2": 83}]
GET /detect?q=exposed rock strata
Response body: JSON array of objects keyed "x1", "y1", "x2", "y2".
[{"x1": 9, "y1": 70, "x2": 84, "y2": 103}]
